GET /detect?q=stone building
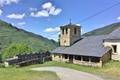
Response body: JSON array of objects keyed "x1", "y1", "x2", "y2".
[
  {"x1": 60, "y1": 24, "x2": 81, "y2": 46},
  {"x1": 51, "y1": 23, "x2": 120, "y2": 67},
  {"x1": 103, "y1": 28, "x2": 120, "y2": 61}
]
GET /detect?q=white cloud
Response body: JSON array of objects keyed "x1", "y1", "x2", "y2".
[
  {"x1": 17, "y1": 22, "x2": 26, "y2": 25},
  {"x1": 76, "y1": 24, "x2": 81, "y2": 26},
  {"x1": 42, "y1": 2, "x2": 52, "y2": 10},
  {"x1": 31, "y1": 2, "x2": 62, "y2": 17},
  {"x1": 49, "y1": 6, "x2": 62, "y2": 15},
  {"x1": 29, "y1": 7, "x2": 37, "y2": 11},
  {"x1": 7, "y1": 13, "x2": 25, "y2": 19},
  {"x1": 44, "y1": 27, "x2": 60, "y2": 32},
  {"x1": 0, "y1": 9, "x2": 2, "y2": 15},
  {"x1": 31, "y1": 10, "x2": 49, "y2": 17},
  {"x1": 0, "y1": 0, "x2": 20, "y2": 6},
  {"x1": 117, "y1": 16, "x2": 120, "y2": 20}
]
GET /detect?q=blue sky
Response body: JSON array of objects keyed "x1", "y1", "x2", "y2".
[{"x1": 0, "y1": 0, "x2": 120, "y2": 40}]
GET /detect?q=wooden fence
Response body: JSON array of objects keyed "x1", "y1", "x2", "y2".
[{"x1": 4, "y1": 52, "x2": 51, "y2": 67}]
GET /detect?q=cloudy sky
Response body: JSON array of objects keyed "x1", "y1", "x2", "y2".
[{"x1": 0, "y1": 0, "x2": 120, "y2": 40}]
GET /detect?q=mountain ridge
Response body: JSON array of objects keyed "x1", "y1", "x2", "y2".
[
  {"x1": 83, "y1": 22, "x2": 120, "y2": 36},
  {"x1": 0, "y1": 20, "x2": 58, "y2": 53}
]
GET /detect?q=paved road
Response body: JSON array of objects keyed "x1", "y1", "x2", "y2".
[{"x1": 32, "y1": 67, "x2": 103, "y2": 80}]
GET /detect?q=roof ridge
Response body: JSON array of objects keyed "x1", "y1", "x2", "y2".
[
  {"x1": 106, "y1": 26, "x2": 120, "y2": 39},
  {"x1": 109, "y1": 26, "x2": 120, "y2": 34}
]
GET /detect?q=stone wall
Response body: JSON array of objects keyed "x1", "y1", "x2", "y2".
[
  {"x1": 60, "y1": 25, "x2": 81, "y2": 47},
  {"x1": 103, "y1": 41, "x2": 120, "y2": 54},
  {"x1": 60, "y1": 28, "x2": 71, "y2": 46},
  {"x1": 103, "y1": 41, "x2": 120, "y2": 60},
  {"x1": 73, "y1": 60, "x2": 102, "y2": 67},
  {"x1": 52, "y1": 54, "x2": 69, "y2": 62},
  {"x1": 52, "y1": 54, "x2": 103, "y2": 67},
  {"x1": 101, "y1": 50, "x2": 112, "y2": 64},
  {"x1": 69, "y1": 27, "x2": 81, "y2": 45}
]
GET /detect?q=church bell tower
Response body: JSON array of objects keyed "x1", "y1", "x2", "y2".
[{"x1": 60, "y1": 23, "x2": 81, "y2": 47}]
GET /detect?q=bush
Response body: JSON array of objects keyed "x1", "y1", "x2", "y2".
[{"x1": 1, "y1": 43, "x2": 32, "y2": 60}]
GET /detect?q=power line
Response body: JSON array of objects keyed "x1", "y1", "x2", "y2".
[
  {"x1": 78, "y1": 1, "x2": 120, "y2": 23},
  {"x1": 36, "y1": 1, "x2": 120, "y2": 40}
]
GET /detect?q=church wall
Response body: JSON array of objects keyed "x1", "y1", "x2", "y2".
[
  {"x1": 69, "y1": 27, "x2": 81, "y2": 45},
  {"x1": 52, "y1": 54, "x2": 61, "y2": 61},
  {"x1": 60, "y1": 28, "x2": 71, "y2": 46},
  {"x1": 103, "y1": 42, "x2": 120, "y2": 55},
  {"x1": 52, "y1": 54, "x2": 103, "y2": 67},
  {"x1": 73, "y1": 59, "x2": 102, "y2": 67},
  {"x1": 60, "y1": 36, "x2": 70, "y2": 46},
  {"x1": 60, "y1": 24, "x2": 81, "y2": 47},
  {"x1": 101, "y1": 50, "x2": 112, "y2": 64},
  {"x1": 103, "y1": 41, "x2": 120, "y2": 61},
  {"x1": 52, "y1": 54, "x2": 69, "y2": 62}
]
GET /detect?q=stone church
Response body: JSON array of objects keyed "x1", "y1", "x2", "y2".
[{"x1": 51, "y1": 23, "x2": 120, "y2": 67}]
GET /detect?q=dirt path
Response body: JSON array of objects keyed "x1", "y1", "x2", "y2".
[{"x1": 32, "y1": 67, "x2": 103, "y2": 80}]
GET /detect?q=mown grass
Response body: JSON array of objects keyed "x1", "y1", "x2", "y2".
[{"x1": 0, "y1": 67, "x2": 60, "y2": 80}]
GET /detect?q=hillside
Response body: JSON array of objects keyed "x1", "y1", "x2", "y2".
[
  {"x1": 0, "y1": 20, "x2": 58, "y2": 53},
  {"x1": 83, "y1": 22, "x2": 120, "y2": 36}
]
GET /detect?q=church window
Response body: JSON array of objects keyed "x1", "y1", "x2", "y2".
[
  {"x1": 66, "y1": 28, "x2": 68, "y2": 34},
  {"x1": 62, "y1": 28, "x2": 64, "y2": 35},
  {"x1": 74, "y1": 28, "x2": 77, "y2": 34}
]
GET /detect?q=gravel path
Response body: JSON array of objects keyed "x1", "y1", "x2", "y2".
[{"x1": 32, "y1": 67, "x2": 103, "y2": 80}]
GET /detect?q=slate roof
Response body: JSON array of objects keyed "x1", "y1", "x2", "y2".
[
  {"x1": 60, "y1": 23, "x2": 80, "y2": 28},
  {"x1": 106, "y1": 27, "x2": 120, "y2": 39},
  {"x1": 52, "y1": 27, "x2": 120, "y2": 57},
  {"x1": 52, "y1": 35, "x2": 111, "y2": 57}
]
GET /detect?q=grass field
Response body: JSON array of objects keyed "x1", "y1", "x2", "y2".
[
  {"x1": 0, "y1": 67, "x2": 60, "y2": 80},
  {"x1": 0, "y1": 60, "x2": 120, "y2": 80},
  {"x1": 28, "y1": 60, "x2": 120, "y2": 80}
]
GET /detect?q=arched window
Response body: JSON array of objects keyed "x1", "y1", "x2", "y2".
[
  {"x1": 66, "y1": 28, "x2": 68, "y2": 34},
  {"x1": 74, "y1": 28, "x2": 77, "y2": 34},
  {"x1": 62, "y1": 28, "x2": 64, "y2": 35}
]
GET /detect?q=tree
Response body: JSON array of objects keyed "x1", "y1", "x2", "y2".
[{"x1": 2, "y1": 43, "x2": 32, "y2": 60}]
